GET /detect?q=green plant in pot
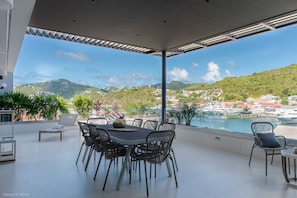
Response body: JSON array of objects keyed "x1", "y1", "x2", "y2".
[{"x1": 180, "y1": 103, "x2": 199, "y2": 126}]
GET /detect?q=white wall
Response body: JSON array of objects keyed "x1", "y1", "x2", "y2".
[{"x1": 175, "y1": 125, "x2": 288, "y2": 164}]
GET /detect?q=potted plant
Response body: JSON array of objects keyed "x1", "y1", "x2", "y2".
[{"x1": 180, "y1": 103, "x2": 199, "y2": 126}]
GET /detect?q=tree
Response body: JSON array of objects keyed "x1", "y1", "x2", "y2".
[
  {"x1": 73, "y1": 95, "x2": 93, "y2": 118},
  {"x1": 0, "y1": 92, "x2": 31, "y2": 121},
  {"x1": 168, "y1": 109, "x2": 183, "y2": 124},
  {"x1": 31, "y1": 94, "x2": 69, "y2": 120},
  {"x1": 122, "y1": 102, "x2": 147, "y2": 117},
  {"x1": 122, "y1": 102, "x2": 137, "y2": 117}
]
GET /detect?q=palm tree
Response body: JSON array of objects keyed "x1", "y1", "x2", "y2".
[{"x1": 180, "y1": 103, "x2": 199, "y2": 126}]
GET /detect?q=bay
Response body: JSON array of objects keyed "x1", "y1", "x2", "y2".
[{"x1": 191, "y1": 115, "x2": 280, "y2": 134}]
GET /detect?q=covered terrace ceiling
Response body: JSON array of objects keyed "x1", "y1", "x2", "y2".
[{"x1": 28, "y1": 0, "x2": 297, "y2": 57}]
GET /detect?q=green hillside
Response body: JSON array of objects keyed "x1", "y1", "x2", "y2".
[
  {"x1": 14, "y1": 64, "x2": 297, "y2": 104},
  {"x1": 15, "y1": 79, "x2": 108, "y2": 99},
  {"x1": 218, "y1": 64, "x2": 297, "y2": 100},
  {"x1": 152, "y1": 81, "x2": 189, "y2": 90},
  {"x1": 185, "y1": 64, "x2": 297, "y2": 101}
]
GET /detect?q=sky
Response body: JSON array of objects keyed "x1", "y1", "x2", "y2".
[{"x1": 14, "y1": 25, "x2": 297, "y2": 89}]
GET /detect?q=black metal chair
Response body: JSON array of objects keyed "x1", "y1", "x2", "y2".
[
  {"x1": 142, "y1": 120, "x2": 158, "y2": 130},
  {"x1": 84, "y1": 118, "x2": 107, "y2": 171},
  {"x1": 248, "y1": 122, "x2": 287, "y2": 175},
  {"x1": 130, "y1": 130, "x2": 178, "y2": 197},
  {"x1": 76, "y1": 121, "x2": 93, "y2": 165},
  {"x1": 158, "y1": 122, "x2": 179, "y2": 172},
  {"x1": 132, "y1": 118, "x2": 143, "y2": 127},
  {"x1": 96, "y1": 127, "x2": 127, "y2": 191},
  {"x1": 87, "y1": 117, "x2": 108, "y2": 125},
  {"x1": 86, "y1": 124, "x2": 104, "y2": 180}
]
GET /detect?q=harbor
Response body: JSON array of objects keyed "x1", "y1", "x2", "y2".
[{"x1": 191, "y1": 113, "x2": 297, "y2": 139}]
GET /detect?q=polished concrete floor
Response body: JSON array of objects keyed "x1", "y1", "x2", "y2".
[{"x1": 0, "y1": 126, "x2": 297, "y2": 198}]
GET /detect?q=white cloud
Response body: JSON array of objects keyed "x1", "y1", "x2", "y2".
[
  {"x1": 168, "y1": 67, "x2": 189, "y2": 82},
  {"x1": 107, "y1": 76, "x2": 121, "y2": 85},
  {"x1": 225, "y1": 69, "x2": 233, "y2": 77},
  {"x1": 56, "y1": 50, "x2": 89, "y2": 62},
  {"x1": 105, "y1": 73, "x2": 153, "y2": 87},
  {"x1": 78, "y1": 80, "x2": 88, "y2": 86},
  {"x1": 202, "y1": 61, "x2": 222, "y2": 83},
  {"x1": 192, "y1": 62, "x2": 199, "y2": 67},
  {"x1": 227, "y1": 61, "x2": 236, "y2": 68},
  {"x1": 14, "y1": 70, "x2": 51, "y2": 85}
]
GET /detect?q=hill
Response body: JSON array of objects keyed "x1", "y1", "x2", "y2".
[
  {"x1": 14, "y1": 79, "x2": 194, "y2": 101},
  {"x1": 14, "y1": 79, "x2": 109, "y2": 99},
  {"x1": 14, "y1": 64, "x2": 297, "y2": 103},
  {"x1": 151, "y1": 81, "x2": 189, "y2": 90}
]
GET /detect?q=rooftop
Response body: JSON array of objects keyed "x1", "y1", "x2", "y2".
[{"x1": 0, "y1": 122, "x2": 296, "y2": 197}]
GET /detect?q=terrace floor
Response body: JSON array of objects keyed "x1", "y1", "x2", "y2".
[{"x1": 0, "y1": 125, "x2": 297, "y2": 198}]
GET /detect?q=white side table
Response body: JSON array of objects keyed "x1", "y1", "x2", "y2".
[
  {"x1": 0, "y1": 139, "x2": 16, "y2": 162},
  {"x1": 281, "y1": 149, "x2": 297, "y2": 183}
]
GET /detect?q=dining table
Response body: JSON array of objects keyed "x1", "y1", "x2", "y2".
[{"x1": 95, "y1": 124, "x2": 172, "y2": 190}]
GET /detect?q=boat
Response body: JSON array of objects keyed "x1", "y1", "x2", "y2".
[
  {"x1": 240, "y1": 107, "x2": 252, "y2": 114},
  {"x1": 277, "y1": 108, "x2": 297, "y2": 124},
  {"x1": 201, "y1": 102, "x2": 241, "y2": 116}
]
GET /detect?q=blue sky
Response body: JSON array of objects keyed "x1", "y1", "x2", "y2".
[{"x1": 14, "y1": 25, "x2": 297, "y2": 88}]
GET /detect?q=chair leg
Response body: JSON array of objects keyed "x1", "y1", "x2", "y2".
[
  {"x1": 85, "y1": 147, "x2": 94, "y2": 171},
  {"x1": 129, "y1": 159, "x2": 132, "y2": 184},
  {"x1": 138, "y1": 160, "x2": 142, "y2": 182},
  {"x1": 265, "y1": 151, "x2": 268, "y2": 176},
  {"x1": 103, "y1": 158, "x2": 114, "y2": 191},
  {"x1": 171, "y1": 148, "x2": 179, "y2": 171},
  {"x1": 288, "y1": 158, "x2": 291, "y2": 174},
  {"x1": 149, "y1": 163, "x2": 152, "y2": 179},
  {"x1": 248, "y1": 144, "x2": 256, "y2": 166},
  {"x1": 144, "y1": 160, "x2": 149, "y2": 197},
  {"x1": 75, "y1": 142, "x2": 84, "y2": 165},
  {"x1": 82, "y1": 146, "x2": 89, "y2": 162},
  {"x1": 93, "y1": 152, "x2": 104, "y2": 180},
  {"x1": 169, "y1": 156, "x2": 178, "y2": 188},
  {"x1": 271, "y1": 150, "x2": 275, "y2": 165}
]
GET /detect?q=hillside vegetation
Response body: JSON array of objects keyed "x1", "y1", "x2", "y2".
[{"x1": 14, "y1": 64, "x2": 297, "y2": 105}]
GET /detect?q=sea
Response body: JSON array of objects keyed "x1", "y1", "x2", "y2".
[{"x1": 191, "y1": 115, "x2": 281, "y2": 134}]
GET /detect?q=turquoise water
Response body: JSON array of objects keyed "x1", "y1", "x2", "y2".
[{"x1": 191, "y1": 115, "x2": 281, "y2": 134}]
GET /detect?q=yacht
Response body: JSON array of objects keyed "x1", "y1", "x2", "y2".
[{"x1": 277, "y1": 108, "x2": 297, "y2": 123}]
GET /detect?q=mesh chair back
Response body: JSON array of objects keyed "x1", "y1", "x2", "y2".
[
  {"x1": 251, "y1": 122, "x2": 274, "y2": 136},
  {"x1": 87, "y1": 124, "x2": 97, "y2": 137},
  {"x1": 96, "y1": 127, "x2": 126, "y2": 159},
  {"x1": 87, "y1": 124, "x2": 103, "y2": 152},
  {"x1": 158, "y1": 122, "x2": 176, "y2": 131},
  {"x1": 78, "y1": 121, "x2": 93, "y2": 146},
  {"x1": 143, "y1": 120, "x2": 158, "y2": 130},
  {"x1": 132, "y1": 119, "x2": 143, "y2": 127},
  {"x1": 146, "y1": 130, "x2": 175, "y2": 164},
  {"x1": 87, "y1": 117, "x2": 108, "y2": 125},
  {"x1": 96, "y1": 128, "x2": 111, "y2": 145},
  {"x1": 78, "y1": 121, "x2": 88, "y2": 134}
]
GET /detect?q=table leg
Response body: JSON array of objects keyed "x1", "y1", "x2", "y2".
[
  {"x1": 282, "y1": 156, "x2": 290, "y2": 183},
  {"x1": 294, "y1": 159, "x2": 296, "y2": 181},
  {"x1": 60, "y1": 131, "x2": 62, "y2": 141},
  {"x1": 116, "y1": 145, "x2": 132, "y2": 190}
]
